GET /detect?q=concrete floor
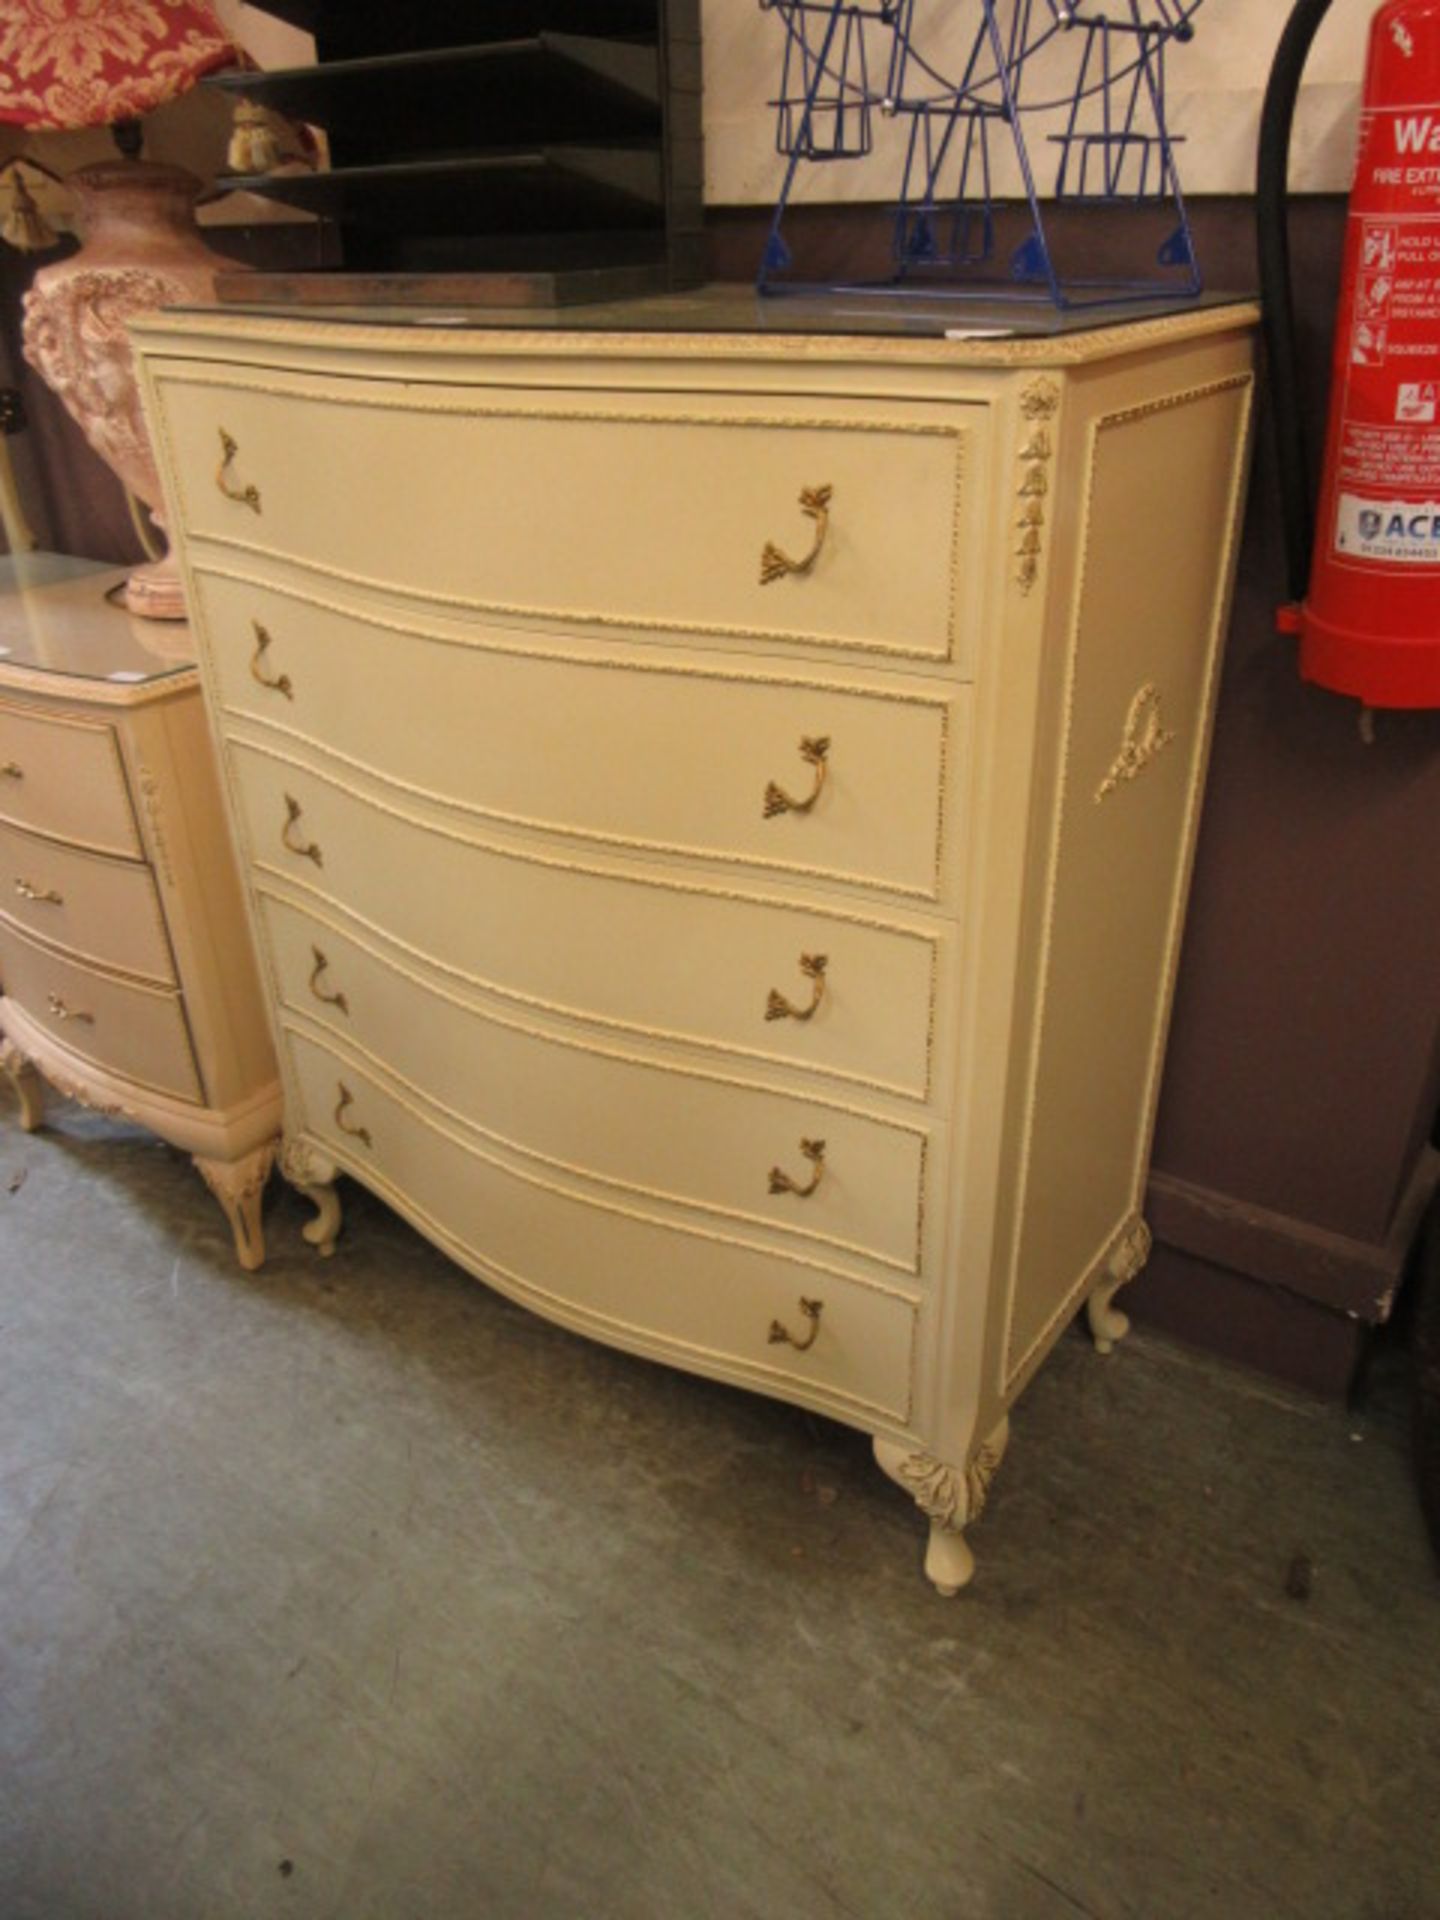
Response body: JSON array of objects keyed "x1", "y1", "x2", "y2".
[{"x1": 1, "y1": 1102, "x2": 1436, "y2": 1920}]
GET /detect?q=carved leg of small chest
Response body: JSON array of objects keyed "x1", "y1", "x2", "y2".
[
  {"x1": 195, "y1": 1139, "x2": 279, "y2": 1273},
  {"x1": 874, "y1": 1417, "x2": 1009, "y2": 1596},
  {"x1": 280, "y1": 1134, "x2": 342, "y2": 1257},
  {"x1": 1086, "y1": 1212, "x2": 1153, "y2": 1355},
  {"x1": 0, "y1": 1036, "x2": 44, "y2": 1133}
]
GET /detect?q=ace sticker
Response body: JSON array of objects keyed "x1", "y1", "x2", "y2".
[{"x1": 1336, "y1": 492, "x2": 1440, "y2": 563}]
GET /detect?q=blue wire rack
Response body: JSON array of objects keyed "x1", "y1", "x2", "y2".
[{"x1": 757, "y1": 0, "x2": 1206, "y2": 307}]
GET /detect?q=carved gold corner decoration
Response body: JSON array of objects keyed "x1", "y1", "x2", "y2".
[
  {"x1": 194, "y1": 1139, "x2": 278, "y2": 1272},
  {"x1": 876, "y1": 1417, "x2": 1009, "y2": 1532},
  {"x1": 1019, "y1": 377, "x2": 1062, "y2": 421},
  {"x1": 1087, "y1": 1212, "x2": 1152, "y2": 1354},
  {"x1": 1108, "y1": 1211, "x2": 1153, "y2": 1285},
  {"x1": 279, "y1": 1131, "x2": 342, "y2": 1257},
  {"x1": 279, "y1": 1132, "x2": 336, "y2": 1191},
  {"x1": 895, "y1": 1450, "x2": 968, "y2": 1527},
  {"x1": 195, "y1": 1142, "x2": 276, "y2": 1216},
  {"x1": 1094, "y1": 682, "x2": 1176, "y2": 805},
  {"x1": 1015, "y1": 378, "x2": 1060, "y2": 595},
  {"x1": 135, "y1": 762, "x2": 174, "y2": 883}
]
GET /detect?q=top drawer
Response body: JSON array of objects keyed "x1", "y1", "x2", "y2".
[
  {"x1": 146, "y1": 364, "x2": 983, "y2": 668},
  {"x1": 0, "y1": 702, "x2": 142, "y2": 860}
]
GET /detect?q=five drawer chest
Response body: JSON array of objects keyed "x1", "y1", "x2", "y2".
[{"x1": 133, "y1": 295, "x2": 1256, "y2": 1590}]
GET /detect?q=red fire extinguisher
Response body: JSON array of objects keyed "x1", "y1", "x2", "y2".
[{"x1": 1262, "y1": 0, "x2": 1440, "y2": 708}]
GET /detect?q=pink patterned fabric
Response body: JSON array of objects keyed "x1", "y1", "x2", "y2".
[{"x1": 0, "y1": 0, "x2": 237, "y2": 130}]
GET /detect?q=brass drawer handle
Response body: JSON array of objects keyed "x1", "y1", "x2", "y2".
[
  {"x1": 309, "y1": 945, "x2": 349, "y2": 1016},
  {"x1": 1, "y1": 761, "x2": 21, "y2": 779},
  {"x1": 769, "y1": 1138, "x2": 826, "y2": 1199},
  {"x1": 216, "y1": 428, "x2": 262, "y2": 513},
  {"x1": 766, "y1": 952, "x2": 828, "y2": 1023},
  {"x1": 769, "y1": 1296, "x2": 824, "y2": 1352},
  {"x1": 334, "y1": 1081, "x2": 371, "y2": 1148},
  {"x1": 281, "y1": 794, "x2": 323, "y2": 867},
  {"x1": 250, "y1": 622, "x2": 293, "y2": 699},
  {"x1": 764, "y1": 736, "x2": 830, "y2": 819},
  {"x1": 15, "y1": 879, "x2": 62, "y2": 905},
  {"x1": 760, "y1": 484, "x2": 832, "y2": 586},
  {"x1": 46, "y1": 992, "x2": 93, "y2": 1025}
]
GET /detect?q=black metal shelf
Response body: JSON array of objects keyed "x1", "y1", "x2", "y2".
[
  {"x1": 215, "y1": 0, "x2": 700, "y2": 301},
  {"x1": 208, "y1": 35, "x2": 662, "y2": 155},
  {"x1": 225, "y1": 148, "x2": 665, "y2": 234},
  {"x1": 244, "y1": 1, "x2": 661, "y2": 44}
]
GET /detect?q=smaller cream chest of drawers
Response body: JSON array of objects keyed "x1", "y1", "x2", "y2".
[
  {"x1": 135, "y1": 297, "x2": 1255, "y2": 1590},
  {"x1": 0, "y1": 555, "x2": 280, "y2": 1266}
]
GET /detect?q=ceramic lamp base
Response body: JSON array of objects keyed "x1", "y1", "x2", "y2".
[
  {"x1": 123, "y1": 555, "x2": 187, "y2": 620},
  {"x1": 21, "y1": 161, "x2": 231, "y2": 624}
]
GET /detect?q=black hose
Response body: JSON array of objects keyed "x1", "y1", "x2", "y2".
[{"x1": 1256, "y1": 0, "x2": 1336, "y2": 606}]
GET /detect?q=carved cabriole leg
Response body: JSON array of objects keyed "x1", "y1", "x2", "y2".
[
  {"x1": 194, "y1": 1140, "x2": 278, "y2": 1273},
  {"x1": 0, "y1": 1036, "x2": 44, "y2": 1132},
  {"x1": 1086, "y1": 1212, "x2": 1153, "y2": 1355},
  {"x1": 280, "y1": 1134, "x2": 342, "y2": 1257},
  {"x1": 874, "y1": 1417, "x2": 1009, "y2": 1597}
]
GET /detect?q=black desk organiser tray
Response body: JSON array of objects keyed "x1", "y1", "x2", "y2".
[{"x1": 208, "y1": 0, "x2": 702, "y2": 305}]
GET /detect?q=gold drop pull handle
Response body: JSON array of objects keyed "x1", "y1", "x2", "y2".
[
  {"x1": 766, "y1": 952, "x2": 828, "y2": 1024},
  {"x1": 309, "y1": 945, "x2": 349, "y2": 1016},
  {"x1": 769, "y1": 1297, "x2": 824, "y2": 1352},
  {"x1": 216, "y1": 428, "x2": 262, "y2": 513},
  {"x1": 764, "y1": 736, "x2": 830, "y2": 819},
  {"x1": 15, "y1": 879, "x2": 62, "y2": 905},
  {"x1": 760, "y1": 485, "x2": 833, "y2": 586},
  {"x1": 1, "y1": 761, "x2": 21, "y2": 779},
  {"x1": 281, "y1": 794, "x2": 323, "y2": 867},
  {"x1": 334, "y1": 1081, "x2": 372, "y2": 1148},
  {"x1": 250, "y1": 622, "x2": 292, "y2": 699},
  {"x1": 47, "y1": 992, "x2": 93, "y2": 1025},
  {"x1": 769, "y1": 1138, "x2": 826, "y2": 1199}
]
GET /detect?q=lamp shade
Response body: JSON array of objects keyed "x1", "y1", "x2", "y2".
[{"x1": 0, "y1": 0, "x2": 237, "y2": 131}]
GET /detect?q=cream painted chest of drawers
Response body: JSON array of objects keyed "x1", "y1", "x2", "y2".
[
  {"x1": 0, "y1": 554, "x2": 280, "y2": 1266},
  {"x1": 134, "y1": 296, "x2": 1254, "y2": 1591}
]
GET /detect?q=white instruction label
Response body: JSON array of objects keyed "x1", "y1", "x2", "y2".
[{"x1": 1335, "y1": 491, "x2": 1440, "y2": 564}]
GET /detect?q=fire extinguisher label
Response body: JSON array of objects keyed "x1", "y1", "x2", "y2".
[
  {"x1": 1335, "y1": 491, "x2": 1440, "y2": 563},
  {"x1": 1325, "y1": 96, "x2": 1440, "y2": 570},
  {"x1": 1301, "y1": 4, "x2": 1440, "y2": 695}
]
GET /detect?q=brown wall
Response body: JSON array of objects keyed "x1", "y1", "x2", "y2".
[{"x1": 8, "y1": 193, "x2": 1437, "y2": 1397}]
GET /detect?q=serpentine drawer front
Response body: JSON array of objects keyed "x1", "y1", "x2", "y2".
[
  {"x1": 0, "y1": 819, "x2": 176, "y2": 985},
  {"x1": 0, "y1": 700, "x2": 143, "y2": 859},
  {"x1": 191, "y1": 567, "x2": 960, "y2": 904},
  {"x1": 154, "y1": 370, "x2": 978, "y2": 666},
  {"x1": 134, "y1": 301, "x2": 1257, "y2": 1593},
  {"x1": 285, "y1": 1026, "x2": 921, "y2": 1429},
  {"x1": 226, "y1": 739, "x2": 944, "y2": 1103},
  {"x1": 258, "y1": 890, "x2": 932, "y2": 1278},
  {"x1": 0, "y1": 916, "x2": 201, "y2": 1104}
]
